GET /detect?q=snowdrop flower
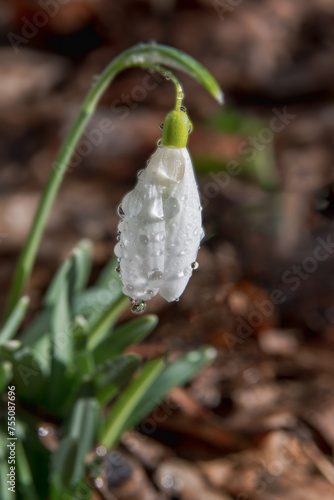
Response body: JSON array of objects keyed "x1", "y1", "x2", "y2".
[{"x1": 114, "y1": 107, "x2": 203, "y2": 314}]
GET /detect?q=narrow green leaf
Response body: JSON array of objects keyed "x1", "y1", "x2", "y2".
[
  {"x1": 95, "y1": 256, "x2": 120, "y2": 288},
  {"x1": 100, "y1": 358, "x2": 164, "y2": 449},
  {"x1": 19, "y1": 308, "x2": 51, "y2": 346},
  {"x1": 70, "y1": 239, "x2": 92, "y2": 292},
  {"x1": 0, "y1": 296, "x2": 29, "y2": 343},
  {"x1": 93, "y1": 315, "x2": 158, "y2": 366},
  {"x1": 51, "y1": 397, "x2": 98, "y2": 490},
  {"x1": 11, "y1": 346, "x2": 47, "y2": 403},
  {"x1": 48, "y1": 258, "x2": 74, "y2": 410},
  {"x1": 44, "y1": 258, "x2": 72, "y2": 308},
  {"x1": 16, "y1": 441, "x2": 39, "y2": 500},
  {"x1": 95, "y1": 354, "x2": 142, "y2": 404},
  {"x1": 124, "y1": 346, "x2": 217, "y2": 429},
  {"x1": 0, "y1": 361, "x2": 12, "y2": 393},
  {"x1": 87, "y1": 295, "x2": 128, "y2": 351}
]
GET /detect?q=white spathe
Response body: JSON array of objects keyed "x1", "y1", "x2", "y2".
[{"x1": 115, "y1": 145, "x2": 203, "y2": 302}]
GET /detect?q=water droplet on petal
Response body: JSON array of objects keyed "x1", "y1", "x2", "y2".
[
  {"x1": 180, "y1": 106, "x2": 187, "y2": 113},
  {"x1": 155, "y1": 232, "x2": 165, "y2": 243},
  {"x1": 114, "y1": 242, "x2": 122, "y2": 257},
  {"x1": 181, "y1": 194, "x2": 188, "y2": 202},
  {"x1": 164, "y1": 197, "x2": 180, "y2": 218},
  {"x1": 138, "y1": 234, "x2": 149, "y2": 247},
  {"x1": 193, "y1": 228, "x2": 198, "y2": 236},
  {"x1": 146, "y1": 290, "x2": 154, "y2": 297},
  {"x1": 131, "y1": 299, "x2": 147, "y2": 315},
  {"x1": 175, "y1": 298, "x2": 180, "y2": 302},
  {"x1": 115, "y1": 265, "x2": 121, "y2": 273},
  {"x1": 159, "y1": 122, "x2": 164, "y2": 130},
  {"x1": 147, "y1": 269, "x2": 163, "y2": 281},
  {"x1": 191, "y1": 261, "x2": 199, "y2": 270},
  {"x1": 137, "y1": 169, "x2": 144, "y2": 179},
  {"x1": 157, "y1": 138, "x2": 163, "y2": 147},
  {"x1": 183, "y1": 267, "x2": 192, "y2": 277},
  {"x1": 188, "y1": 123, "x2": 193, "y2": 134},
  {"x1": 116, "y1": 235, "x2": 120, "y2": 241},
  {"x1": 164, "y1": 75, "x2": 170, "y2": 80},
  {"x1": 117, "y1": 204, "x2": 125, "y2": 218}
]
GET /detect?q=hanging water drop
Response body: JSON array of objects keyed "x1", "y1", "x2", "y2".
[
  {"x1": 131, "y1": 299, "x2": 147, "y2": 315},
  {"x1": 115, "y1": 265, "x2": 121, "y2": 273},
  {"x1": 137, "y1": 169, "x2": 144, "y2": 179},
  {"x1": 117, "y1": 204, "x2": 125, "y2": 218},
  {"x1": 180, "y1": 105, "x2": 187, "y2": 113},
  {"x1": 191, "y1": 261, "x2": 199, "y2": 270},
  {"x1": 157, "y1": 138, "x2": 163, "y2": 147},
  {"x1": 159, "y1": 122, "x2": 164, "y2": 130}
]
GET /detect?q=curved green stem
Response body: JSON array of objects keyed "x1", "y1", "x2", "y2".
[{"x1": 5, "y1": 43, "x2": 222, "y2": 319}]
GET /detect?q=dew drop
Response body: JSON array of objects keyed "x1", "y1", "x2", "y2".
[
  {"x1": 137, "y1": 169, "x2": 144, "y2": 179},
  {"x1": 198, "y1": 205, "x2": 203, "y2": 211},
  {"x1": 146, "y1": 290, "x2": 154, "y2": 297},
  {"x1": 155, "y1": 232, "x2": 165, "y2": 243},
  {"x1": 157, "y1": 139, "x2": 163, "y2": 147},
  {"x1": 164, "y1": 74, "x2": 170, "y2": 80},
  {"x1": 188, "y1": 123, "x2": 193, "y2": 134},
  {"x1": 159, "y1": 122, "x2": 164, "y2": 130},
  {"x1": 181, "y1": 194, "x2": 188, "y2": 201},
  {"x1": 180, "y1": 106, "x2": 187, "y2": 113},
  {"x1": 175, "y1": 298, "x2": 180, "y2": 302},
  {"x1": 124, "y1": 284, "x2": 134, "y2": 293},
  {"x1": 193, "y1": 228, "x2": 198, "y2": 236},
  {"x1": 115, "y1": 265, "x2": 121, "y2": 273},
  {"x1": 116, "y1": 235, "x2": 120, "y2": 241},
  {"x1": 164, "y1": 197, "x2": 180, "y2": 218},
  {"x1": 117, "y1": 204, "x2": 125, "y2": 218},
  {"x1": 138, "y1": 234, "x2": 149, "y2": 247},
  {"x1": 191, "y1": 261, "x2": 199, "y2": 270},
  {"x1": 183, "y1": 267, "x2": 192, "y2": 277},
  {"x1": 114, "y1": 242, "x2": 122, "y2": 257},
  {"x1": 147, "y1": 268, "x2": 163, "y2": 280},
  {"x1": 131, "y1": 299, "x2": 147, "y2": 315}
]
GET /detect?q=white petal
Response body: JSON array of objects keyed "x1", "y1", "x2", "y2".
[
  {"x1": 115, "y1": 146, "x2": 202, "y2": 303},
  {"x1": 158, "y1": 148, "x2": 202, "y2": 302}
]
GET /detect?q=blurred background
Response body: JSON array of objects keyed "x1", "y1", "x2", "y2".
[{"x1": 1, "y1": 0, "x2": 334, "y2": 498}]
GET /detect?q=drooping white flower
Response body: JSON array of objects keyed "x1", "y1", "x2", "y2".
[{"x1": 114, "y1": 108, "x2": 203, "y2": 312}]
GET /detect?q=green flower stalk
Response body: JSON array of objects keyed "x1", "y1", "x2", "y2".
[{"x1": 5, "y1": 43, "x2": 222, "y2": 319}]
